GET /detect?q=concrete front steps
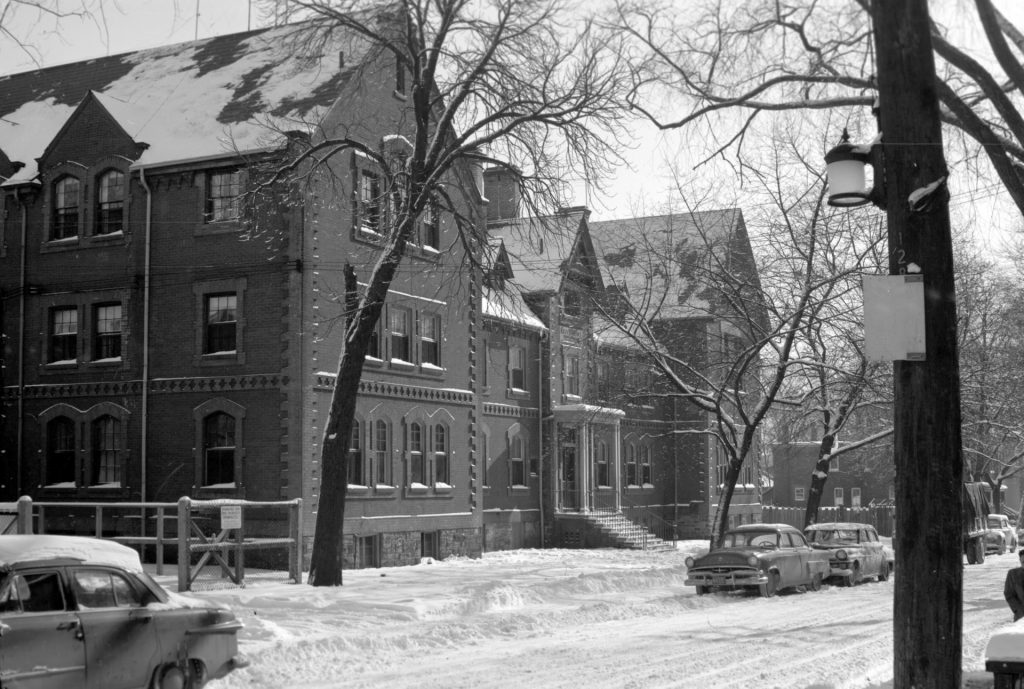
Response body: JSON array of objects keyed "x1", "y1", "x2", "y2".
[{"x1": 584, "y1": 511, "x2": 676, "y2": 552}]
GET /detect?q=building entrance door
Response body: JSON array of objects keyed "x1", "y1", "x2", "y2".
[{"x1": 560, "y1": 426, "x2": 579, "y2": 510}]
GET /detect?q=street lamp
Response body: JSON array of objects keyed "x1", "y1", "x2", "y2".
[{"x1": 825, "y1": 128, "x2": 885, "y2": 208}]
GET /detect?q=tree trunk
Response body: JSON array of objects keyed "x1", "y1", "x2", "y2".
[
  {"x1": 872, "y1": 2, "x2": 964, "y2": 687},
  {"x1": 712, "y1": 459, "x2": 741, "y2": 547},
  {"x1": 803, "y1": 434, "x2": 836, "y2": 528}
]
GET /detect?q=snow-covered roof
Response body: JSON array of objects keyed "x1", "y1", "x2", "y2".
[
  {"x1": 491, "y1": 210, "x2": 588, "y2": 294},
  {"x1": 0, "y1": 22, "x2": 363, "y2": 185},
  {"x1": 482, "y1": 286, "x2": 547, "y2": 331},
  {"x1": 0, "y1": 534, "x2": 143, "y2": 571},
  {"x1": 588, "y1": 210, "x2": 745, "y2": 320}
]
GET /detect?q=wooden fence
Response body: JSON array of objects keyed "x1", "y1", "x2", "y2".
[
  {"x1": 762, "y1": 504, "x2": 896, "y2": 537},
  {"x1": 9, "y1": 496, "x2": 303, "y2": 591}
]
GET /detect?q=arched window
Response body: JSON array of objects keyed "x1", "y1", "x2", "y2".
[
  {"x1": 47, "y1": 417, "x2": 76, "y2": 485},
  {"x1": 624, "y1": 442, "x2": 638, "y2": 486},
  {"x1": 372, "y1": 419, "x2": 392, "y2": 485},
  {"x1": 433, "y1": 424, "x2": 449, "y2": 485},
  {"x1": 91, "y1": 415, "x2": 122, "y2": 485},
  {"x1": 53, "y1": 176, "x2": 80, "y2": 239},
  {"x1": 409, "y1": 422, "x2": 425, "y2": 485},
  {"x1": 203, "y1": 412, "x2": 236, "y2": 486},
  {"x1": 347, "y1": 420, "x2": 364, "y2": 486},
  {"x1": 510, "y1": 434, "x2": 525, "y2": 486},
  {"x1": 95, "y1": 169, "x2": 125, "y2": 234},
  {"x1": 640, "y1": 445, "x2": 652, "y2": 485}
]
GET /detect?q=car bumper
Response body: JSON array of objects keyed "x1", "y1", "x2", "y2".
[{"x1": 685, "y1": 571, "x2": 768, "y2": 589}]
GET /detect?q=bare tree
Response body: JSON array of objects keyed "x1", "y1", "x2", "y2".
[
  {"x1": 613, "y1": 0, "x2": 1024, "y2": 217},
  {"x1": 254, "y1": 0, "x2": 629, "y2": 585},
  {"x1": 593, "y1": 136, "x2": 883, "y2": 546}
]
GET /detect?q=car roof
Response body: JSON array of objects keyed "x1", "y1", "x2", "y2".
[
  {"x1": 989, "y1": 514, "x2": 1009, "y2": 520},
  {"x1": 805, "y1": 522, "x2": 876, "y2": 531},
  {"x1": 0, "y1": 535, "x2": 143, "y2": 571},
  {"x1": 731, "y1": 523, "x2": 799, "y2": 532}
]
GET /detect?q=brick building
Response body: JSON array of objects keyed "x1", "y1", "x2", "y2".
[{"x1": 0, "y1": 24, "x2": 764, "y2": 568}]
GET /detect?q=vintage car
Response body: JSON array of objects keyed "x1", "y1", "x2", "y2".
[
  {"x1": 985, "y1": 514, "x2": 1019, "y2": 554},
  {"x1": 684, "y1": 523, "x2": 831, "y2": 597},
  {"x1": 0, "y1": 534, "x2": 247, "y2": 689},
  {"x1": 804, "y1": 522, "x2": 894, "y2": 586}
]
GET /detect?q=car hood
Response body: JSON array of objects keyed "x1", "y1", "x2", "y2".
[
  {"x1": 692, "y1": 549, "x2": 760, "y2": 568},
  {"x1": 810, "y1": 543, "x2": 862, "y2": 551}
]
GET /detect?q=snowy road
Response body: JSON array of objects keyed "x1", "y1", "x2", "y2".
[{"x1": 192, "y1": 542, "x2": 1017, "y2": 689}]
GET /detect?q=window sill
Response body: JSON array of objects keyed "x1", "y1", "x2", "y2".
[
  {"x1": 42, "y1": 361, "x2": 79, "y2": 374},
  {"x1": 42, "y1": 482, "x2": 77, "y2": 491},
  {"x1": 41, "y1": 237, "x2": 81, "y2": 253},
  {"x1": 347, "y1": 484, "x2": 370, "y2": 496},
  {"x1": 509, "y1": 485, "x2": 531, "y2": 495},
  {"x1": 195, "y1": 220, "x2": 243, "y2": 236},
  {"x1": 419, "y1": 363, "x2": 445, "y2": 376},
  {"x1": 198, "y1": 352, "x2": 245, "y2": 366},
  {"x1": 363, "y1": 356, "x2": 384, "y2": 368},
  {"x1": 389, "y1": 358, "x2": 415, "y2": 372},
  {"x1": 562, "y1": 393, "x2": 582, "y2": 403},
  {"x1": 354, "y1": 228, "x2": 384, "y2": 244},
  {"x1": 87, "y1": 357, "x2": 123, "y2": 367},
  {"x1": 434, "y1": 482, "x2": 452, "y2": 493},
  {"x1": 374, "y1": 484, "x2": 397, "y2": 495},
  {"x1": 86, "y1": 231, "x2": 127, "y2": 244},
  {"x1": 507, "y1": 388, "x2": 531, "y2": 400}
]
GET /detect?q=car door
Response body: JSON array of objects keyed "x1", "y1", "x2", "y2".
[
  {"x1": 778, "y1": 532, "x2": 804, "y2": 586},
  {"x1": 70, "y1": 567, "x2": 162, "y2": 689},
  {"x1": 0, "y1": 568, "x2": 86, "y2": 689},
  {"x1": 860, "y1": 529, "x2": 881, "y2": 576}
]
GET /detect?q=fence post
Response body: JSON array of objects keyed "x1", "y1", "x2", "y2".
[
  {"x1": 289, "y1": 499, "x2": 303, "y2": 583},
  {"x1": 177, "y1": 497, "x2": 191, "y2": 593},
  {"x1": 16, "y1": 496, "x2": 32, "y2": 534}
]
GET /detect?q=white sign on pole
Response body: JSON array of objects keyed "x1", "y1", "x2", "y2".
[
  {"x1": 863, "y1": 274, "x2": 926, "y2": 361},
  {"x1": 220, "y1": 505, "x2": 242, "y2": 530}
]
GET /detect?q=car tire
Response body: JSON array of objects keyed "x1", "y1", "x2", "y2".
[
  {"x1": 759, "y1": 572, "x2": 779, "y2": 598},
  {"x1": 695, "y1": 585, "x2": 711, "y2": 596},
  {"x1": 999, "y1": 538, "x2": 1008, "y2": 555},
  {"x1": 878, "y1": 562, "x2": 891, "y2": 582},
  {"x1": 809, "y1": 572, "x2": 823, "y2": 592},
  {"x1": 844, "y1": 565, "x2": 862, "y2": 587},
  {"x1": 154, "y1": 664, "x2": 185, "y2": 689}
]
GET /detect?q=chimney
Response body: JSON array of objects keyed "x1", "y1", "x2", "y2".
[{"x1": 483, "y1": 166, "x2": 521, "y2": 222}]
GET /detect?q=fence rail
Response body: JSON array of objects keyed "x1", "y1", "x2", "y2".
[
  {"x1": 762, "y1": 504, "x2": 896, "y2": 537},
  {"x1": 9, "y1": 496, "x2": 303, "y2": 591}
]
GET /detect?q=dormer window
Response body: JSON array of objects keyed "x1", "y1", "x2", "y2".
[
  {"x1": 52, "y1": 176, "x2": 80, "y2": 239},
  {"x1": 206, "y1": 169, "x2": 241, "y2": 223},
  {"x1": 96, "y1": 170, "x2": 125, "y2": 235},
  {"x1": 562, "y1": 291, "x2": 582, "y2": 317}
]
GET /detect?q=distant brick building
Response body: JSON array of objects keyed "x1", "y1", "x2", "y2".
[{"x1": 1, "y1": 23, "x2": 764, "y2": 568}]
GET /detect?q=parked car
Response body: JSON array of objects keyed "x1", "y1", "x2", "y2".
[
  {"x1": 684, "y1": 523, "x2": 831, "y2": 597},
  {"x1": 0, "y1": 534, "x2": 247, "y2": 689},
  {"x1": 803, "y1": 522, "x2": 894, "y2": 586},
  {"x1": 986, "y1": 514, "x2": 1018, "y2": 554}
]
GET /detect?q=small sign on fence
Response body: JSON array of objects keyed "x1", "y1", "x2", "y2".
[{"x1": 220, "y1": 505, "x2": 242, "y2": 530}]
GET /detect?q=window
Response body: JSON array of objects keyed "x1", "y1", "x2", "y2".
[
  {"x1": 204, "y1": 293, "x2": 237, "y2": 354},
  {"x1": 91, "y1": 416, "x2": 121, "y2": 486},
  {"x1": 206, "y1": 170, "x2": 241, "y2": 222},
  {"x1": 594, "y1": 441, "x2": 609, "y2": 487},
  {"x1": 509, "y1": 434, "x2": 525, "y2": 486},
  {"x1": 203, "y1": 412, "x2": 236, "y2": 486},
  {"x1": 509, "y1": 346, "x2": 526, "y2": 390},
  {"x1": 389, "y1": 308, "x2": 410, "y2": 362},
  {"x1": 834, "y1": 486, "x2": 844, "y2": 506},
  {"x1": 830, "y1": 455, "x2": 840, "y2": 471},
  {"x1": 373, "y1": 419, "x2": 392, "y2": 485},
  {"x1": 481, "y1": 340, "x2": 490, "y2": 387},
  {"x1": 482, "y1": 430, "x2": 491, "y2": 488},
  {"x1": 562, "y1": 291, "x2": 582, "y2": 317},
  {"x1": 12, "y1": 572, "x2": 66, "y2": 613},
  {"x1": 93, "y1": 303, "x2": 122, "y2": 360},
  {"x1": 596, "y1": 361, "x2": 609, "y2": 400},
  {"x1": 47, "y1": 417, "x2": 76, "y2": 485},
  {"x1": 421, "y1": 314, "x2": 440, "y2": 366},
  {"x1": 409, "y1": 422, "x2": 425, "y2": 485},
  {"x1": 640, "y1": 445, "x2": 652, "y2": 485},
  {"x1": 564, "y1": 353, "x2": 580, "y2": 396},
  {"x1": 359, "y1": 169, "x2": 382, "y2": 234},
  {"x1": 367, "y1": 321, "x2": 381, "y2": 359},
  {"x1": 433, "y1": 424, "x2": 449, "y2": 485},
  {"x1": 347, "y1": 421, "x2": 364, "y2": 485},
  {"x1": 72, "y1": 569, "x2": 143, "y2": 609},
  {"x1": 95, "y1": 170, "x2": 125, "y2": 234},
  {"x1": 624, "y1": 443, "x2": 638, "y2": 486},
  {"x1": 395, "y1": 58, "x2": 406, "y2": 95},
  {"x1": 422, "y1": 201, "x2": 440, "y2": 250},
  {"x1": 794, "y1": 486, "x2": 806, "y2": 502},
  {"x1": 851, "y1": 487, "x2": 862, "y2": 508},
  {"x1": 53, "y1": 176, "x2": 80, "y2": 239},
  {"x1": 50, "y1": 307, "x2": 78, "y2": 362}
]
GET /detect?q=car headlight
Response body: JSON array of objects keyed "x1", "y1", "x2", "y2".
[
  {"x1": 747, "y1": 555, "x2": 758, "y2": 567},
  {"x1": 836, "y1": 549, "x2": 848, "y2": 561},
  {"x1": 685, "y1": 556, "x2": 695, "y2": 568}
]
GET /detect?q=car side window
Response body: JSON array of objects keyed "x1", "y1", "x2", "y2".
[
  {"x1": 18, "y1": 571, "x2": 67, "y2": 613},
  {"x1": 0, "y1": 576, "x2": 23, "y2": 614},
  {"x1": 72, "y1": 569, "x2": 144, "y2": 609}
]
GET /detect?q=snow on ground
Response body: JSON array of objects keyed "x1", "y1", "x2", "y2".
[{"x1": 156, "y1": 541, "x2": 1020, "y2": 689}]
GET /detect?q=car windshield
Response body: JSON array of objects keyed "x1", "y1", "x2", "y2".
[
  {"x1": 722, "y1": 531, "x2": 778, "y2": 548},
  {"x1": 989, "y1": 517, "x2": 1005, "y2": 529},
  {"x1": 807, "y1": 529, "x2": 859, "y2": 544}
]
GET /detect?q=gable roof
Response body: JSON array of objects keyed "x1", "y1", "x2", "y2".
[
  {"x1": 588, "y1": 209, "x2": 758, "y2": 321},
  {"x1": 491, "y1": 207, "x2": 601, "y2": 294},
  {"x1": 0, "y1": 23, "x2": 366, "y2": 185}
]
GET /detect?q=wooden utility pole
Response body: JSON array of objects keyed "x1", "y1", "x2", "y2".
[{"x1": 870, "y1": 1, "x2": 963, "y2": 687}]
